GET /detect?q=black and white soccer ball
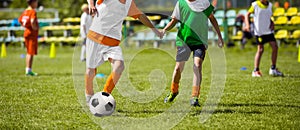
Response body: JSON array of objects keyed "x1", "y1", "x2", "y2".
[{"x1": 89, "y1": 92, "x2": 116, "y2": 117}]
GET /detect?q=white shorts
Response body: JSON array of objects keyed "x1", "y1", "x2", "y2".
[{"x1": 86, "y1": 38, "x2": 124, "y2": 68}]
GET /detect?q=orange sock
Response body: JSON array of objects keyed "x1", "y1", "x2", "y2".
[
  {"x1": 192, "y1": 86, "x2": 200, "y2": 98},
  {"x1": 171, "y1": 82, "x2": 179, "y2": 94},
  {"x1": 103, "y1": 72, "x2": 120, "y2": 94}
]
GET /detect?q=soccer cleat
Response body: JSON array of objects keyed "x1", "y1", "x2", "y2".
[
  {"x1": 190, "y1": 97, "x2": 200, "y2": 107},
  {"x1": 164, "y1": 92, "x2": 178, "y2": 103},
  {"x1": 26, "y1": 71, "x2": 38, "y2": 76},
  {"x1": 252, "y1": 71, "x2": 262, "y2": 77},
  {"x1": 269, "y1": 68, "x2": 284, "y2": 77}
]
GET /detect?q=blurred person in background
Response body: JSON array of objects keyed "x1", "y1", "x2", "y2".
[
  {"x1": 18, "y1": 0, "x2": 39, "y2": 76},
  {"x1": 80, "y1": 3, "x2": 93, "y2": 62}
]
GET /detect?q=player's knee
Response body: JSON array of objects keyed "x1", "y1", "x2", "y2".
[
  {"x1": 272, "y1": 44, "x2": 278, "y2": 50},
  {"x1": 257, "y1": 47, "x2": 264, "y2": 54},
  {"x1": 114, "y1": 62, "x2": 124, "y2": 74},
  {"x1": 174, "y1": 66, "x2": 181, "y2": 73},
  {"x1": 86, "y1": 68, "x2": 95, "y2": 76},
  {"x1": 193, "y1": 63, "x2": 202, "y2": 70}
]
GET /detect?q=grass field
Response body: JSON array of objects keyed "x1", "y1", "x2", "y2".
[{"x1": 0, "y1": 43, "x2": 299, "y2": 129}]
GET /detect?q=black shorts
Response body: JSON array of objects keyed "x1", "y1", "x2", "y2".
[
  {"x1": 176, "y1": 44, "x2": 206, "y2": 62},
  {"x1": 255, "y1": 33, "x2": 276, "y2": 45}
]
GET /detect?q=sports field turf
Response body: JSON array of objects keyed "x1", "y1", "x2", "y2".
[{"x1": 0, "y1": 42, "x2": 299, "y2": 129}]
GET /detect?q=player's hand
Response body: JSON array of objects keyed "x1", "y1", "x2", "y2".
[
  {"x1": 89, "y1": 5, "x2": 98, "y2": 17},
  {"x1": 217, "y1": 38, "x2": 224, "y2": 48},
  {"x1": 161, "y1": 29, "x2": 167, "y2": 38},
  {"x1": 243, "y1": 25, "x2": 250, "y2": 32},
  {"x1": 152, "y1": 28, "x2": 163, "y2": 39}
]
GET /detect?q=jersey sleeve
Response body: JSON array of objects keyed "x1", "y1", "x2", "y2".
[
  {"x1": 171, "y1": 2, "x2": 180, "y2": 20},
  {"x1": 30, "y1": 10, "x2": 37, "y2": 20},
  {"x1": 127, "y1": 0, "x2": 143, "y2": 19},
  {"x1": 248, "y1": 5, "x2": 254, "y2": 13},
  {"x1": 203, "y1": 4, "x2": 214, "y2": 17}
]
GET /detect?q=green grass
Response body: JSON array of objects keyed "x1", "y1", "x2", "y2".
[{"x1": 0, "y1": 43, "x2": 299, "y2": 129}]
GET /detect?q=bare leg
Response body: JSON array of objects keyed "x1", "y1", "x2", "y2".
[
  {"x1": 269, "y1": 41, "x2": 278, "y2": 67},
  {"x1": 26, "y1": 54, "x2": 34, "y2": 70},
  {"x1": 172, "y1": 62, "x2": 185, "y2": 83},
  {"x1": 170, "y1": 62, "x2": 185, "y2": 93},
  {"x1": 254, "y1": 44, "x2": 264, "y2": 70},
  {"x1": 85, "y1": 68, "x2": 96, "y2": 96},
  {"x1": 192, "y1": 57, "x2": 203, "y2": 98}
]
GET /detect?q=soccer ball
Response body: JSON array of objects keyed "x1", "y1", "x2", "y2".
[{"x1": 89, "y1": 92, "x2": 116, "y2": 117}]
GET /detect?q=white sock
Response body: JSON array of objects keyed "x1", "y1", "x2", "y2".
[{"x1": 26, "y1": 68, "x2": 31, "y2": 73}]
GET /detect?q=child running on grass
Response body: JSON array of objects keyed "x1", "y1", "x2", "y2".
[
  {"x1": 18, "y1": 0, "x2": 39, "y2": 76},
  {"x1": 162, "y1": 0, "x2": 224, "y2": 106},
  {"x1": 85, "y1": 0, "x2": 162, "y2": 103},
  {"x1": 244, "y1": 0, "x2": 284, "y2": 77}
]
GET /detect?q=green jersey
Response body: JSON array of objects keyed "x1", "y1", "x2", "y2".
[{"x1": 175, "y1": 0, "x2": 214, "y2": 47}]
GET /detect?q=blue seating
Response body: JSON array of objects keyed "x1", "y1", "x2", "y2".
[
  {"x1": 226, "y1": 10, "x2": 237, "y2": 18},
  {"x1": 227, "y1": 18, "x2": 236, "y2": 26},
  {"x1": 238, "y1": 9, "x2": 248, "y2": 16},
  {"x1": 214, "y1": 10, "x2": 225, "y2": 18}
]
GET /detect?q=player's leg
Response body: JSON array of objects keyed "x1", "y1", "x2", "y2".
[
  {"x1": 25, "y1": 37, "x2": 38, "y2": 76},
  {"x1": 85, "y1": 38, "x2": 104, "y2": 103},
  {"x1": 102, "y1": 46, "x2": 124, "y2": 94},
  {"x1": 252, "y1": 36, "x2": 264, "y2": 77},
  {"x1": 165, "y1": 45, "x2": 190, "y2": 103},
  {"x1": 80, "y1": 38, "x2": 86, "y2": 62},
  {"x1": 85, "y1": 68, "x2": 96, "y2": 103},
  {"x1": 190, "y1": 57, "x2": 203, "y2": 107},
  {"x1": 103, "y1": 59, "x2": 124, "y2": 93},
  {"x1": 268, "y1": 37, "x2": 283, "y2": 76},
  {"x1": 190, "y1": 46, "x2": 206, "y2": 107},
  {"x1": 164, "y1": 61, "x2": 185, "y2": 103},
  {"x1": 171, "y1": 61, "x2": 185, "y2": 93}
]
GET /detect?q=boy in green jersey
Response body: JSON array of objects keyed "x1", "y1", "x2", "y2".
[{"x1": 162, "y1": 0, "x2": 224, "y2": 106}]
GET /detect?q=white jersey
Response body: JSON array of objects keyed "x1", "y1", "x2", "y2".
[
  {"x1": 89, "y1": 0, "x2": 132, "y2": 40},
  {"x1": 251, "y1": 1, "x2": 273, "y2": 36},
  {"x1": 172, "y1": 0, "x2": 211, "y2": 20},
  {"x1": 80, "y1": 12, "x2": 93, "y2": 38}
]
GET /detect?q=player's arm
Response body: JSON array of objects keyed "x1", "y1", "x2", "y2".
[
  {"x1": 128, "y1": 1, "x2": 162, "y2": 38},
  {"x1": 87, "y1": 0, "x2": 98, "y2": 17},
  {"x1": 244, "y1": 5, "x2": 254, "y2": 32},
  {"x1": 31, "y1": 12, "x2": 38, "y2": 30},
  {"x1": 209, "y1": 14, "x2": 224, "y2": 48},
  {"x1": 162, "y1": 18, "x2": 178, "y2": 35},
  {"x1": 137, "y1": 14, "x2": 162, "y2": 39}
]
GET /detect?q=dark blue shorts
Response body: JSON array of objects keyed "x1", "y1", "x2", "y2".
[{"x1": 176, "y1": 44, "x2": 206, "y2": 62}]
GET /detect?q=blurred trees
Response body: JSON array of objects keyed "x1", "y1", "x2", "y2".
[
  {"x1": 9, "y1": 0, "x2": 88, "y2": 19},
  {"x1": 7, "y1": 0, "x2": 300, "y2": 19}
]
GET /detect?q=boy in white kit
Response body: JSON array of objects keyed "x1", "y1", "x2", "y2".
[
  {"x1": 244, "y1": 0, "x2": 283, "y2": 77},
  {"x1": 80, "y1": 4, "x2": 93, "y2": 62},
  {"x1": 85, "y1": 0, "x2": 162, "y2": 103}
]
